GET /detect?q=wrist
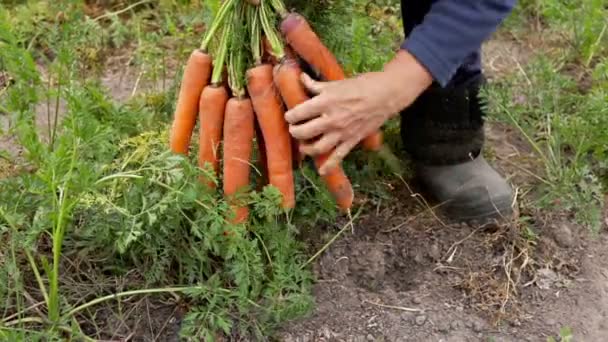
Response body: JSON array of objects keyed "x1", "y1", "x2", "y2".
[{"x1": 381, "y1": 49, "x2": 433, "y2": 112}]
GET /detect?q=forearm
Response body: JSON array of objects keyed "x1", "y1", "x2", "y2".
[{"x1": 400, "y1": 0, "x2": 517, "y2": 86}]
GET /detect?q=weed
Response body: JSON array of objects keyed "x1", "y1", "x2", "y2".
[{"x1": 482, "y1": 54, "x2": 607, "y2": 231}]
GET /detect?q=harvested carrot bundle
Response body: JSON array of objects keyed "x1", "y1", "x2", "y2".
[
  {"x1": 169, "y1": 0, "x2": 389, "y2": 218},
  {"x1": 274, "y1": 57, "x2": 354, "y2": 211}
]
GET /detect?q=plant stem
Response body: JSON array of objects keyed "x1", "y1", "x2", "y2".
[
  {"x1": 210, "y1": 24, "x2": 231, "y2": 85},
  {"x1": 250, "y1": 6, "x2": 262, "y2": 65},
  {"x1": 48, "y1": 127, "x2": 79, "y2": 327},
  {"x1": 24, "y1": 251, "x2": 50, "y2": 308},
  {"x1": 50, "y1": 67, "x2": 62, "y2": 150},
  {"x1": 259, "y1": 0, "x2": 285, "y2": 60},
  {"x1": 268, "y1": 0, "x2": 287, "y2": 17},
  {"x1": 62, "y1": 286, "x2": 203, "y2": 319},
  {"x1": 228, "y1": 3, "x2": 246, "y2": 97},
  {"x1": 301, "y1": 206, "x2": 363, "y2": 269},
  {"x1": 200, "y1": 0, "x2": 238, "y2": 51}
]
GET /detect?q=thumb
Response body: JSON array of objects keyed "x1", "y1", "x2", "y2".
[{"x1": 301, "y1": 72, "x2": 328, "y2": 95}]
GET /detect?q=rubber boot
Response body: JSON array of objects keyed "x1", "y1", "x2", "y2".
[{"x1": 401, "y1": 73, "x2": 515, "y2": 223}]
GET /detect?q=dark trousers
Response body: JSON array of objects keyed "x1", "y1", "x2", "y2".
[{"x1": 400, "y1": 1, "x2": 486, "y2": 166}]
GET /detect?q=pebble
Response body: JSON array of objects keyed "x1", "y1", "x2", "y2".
[
  {"x1": 412, "y1": 297, "x2": 423, "y2": 305},
  {"x1": 473, "y1": 321, "x2": 484, "y2": 333},
  {"x1": 367, "y1": 333, "x2": 375, "y2": 341},
  {"x1": 451, "y1": 320, "x2": 462, "y2": 330},
  {"x1": 429, "y1": 243, "x2": 441, "y2": 260},
  {"x1": 552, "y1": 223, "x2": 575, "y2": 248},
  {"x1": 415, "y1": 315, "x2": 427, "y2": 326},
  {"x1": 437, "y1": 322, "x2": 450, "y2": 333}
]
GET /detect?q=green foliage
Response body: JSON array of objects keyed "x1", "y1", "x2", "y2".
[
  {"x1": 507, "y1": 0, "x2": 607, "y2": 65},
  {"x1": 483, "y1": 55, "x2": 607, "y2": 231}
]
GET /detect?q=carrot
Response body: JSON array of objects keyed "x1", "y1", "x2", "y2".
[
  {"x1": 280, "y1": 12, "x2": 384, "y2": 151},
  {"x1": 246, "y1": 64, "x2": 295, "y2": 209},
  {"x1": 198, "y1": 85, "x2": 229, "y2": 188},
  {"x1": 223, "y1": 97, "x2": 255, "y2": 224},
  {"x1": 361, "y1": 131, "x2": 384, "y2": 151},
  {"x1": 280, "y1": 13, "x2": 345, "y2": 81},
  {"x1": 169, "y1": 49, "x2": 212, "y2": 154},
  {"x1": 274, "y1": 58, "x2": 354, "y2": 211}
]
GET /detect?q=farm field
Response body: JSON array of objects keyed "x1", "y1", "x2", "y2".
[{"x1": 1, "y1": 1, "x2": 607, "y2": 341}]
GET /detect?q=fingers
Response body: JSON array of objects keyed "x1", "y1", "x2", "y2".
[
  {"x1": 300, "y1": 73, "x2": 327, "y2": 95},
  {"x1": 299, "y1": 131, "x2": 342, "y2": 156},
  {"x1": 284, "y1": 95, "x2": 329, "y2": 124},
  {"x1": 289, "y1": 114, "x2": 333, "y2": 140},
  {"x1": 318, "y1": 138, "x2": 359, "y2": 176}
]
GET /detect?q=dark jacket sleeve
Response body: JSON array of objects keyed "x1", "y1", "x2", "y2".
[{"x1": 400, "y1": 0, "x2": 517, "y2": 87}]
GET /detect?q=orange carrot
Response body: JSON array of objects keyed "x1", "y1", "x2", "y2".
[
  {"x1": 246, "y1": 64, "x2": 295, "y2": 209},
  {"x1": 223, "y1": 97, "x2": 255, "y2": 224},
  {"x1": 170, "y1": 49, "x2": 212, "y2": 154},
  {"x1": 274, "y1": 58, "x2": 354, "y2": 211},
  {"x1": 198, "y1": 85, "x2": 229, "y2": 188},
  {"x1": 280, "y1": 13, "x2": 383, "y2": 151},
  {"x1": 280, "y1": 13, "x2": 345, "y2": 81}
]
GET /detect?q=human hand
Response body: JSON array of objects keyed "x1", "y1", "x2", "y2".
[{"x1": 284, "y1": 50, "x2": 434, "y2": 175}]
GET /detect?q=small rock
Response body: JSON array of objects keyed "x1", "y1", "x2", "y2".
[
  {"x1": 415, "y1": 315, "x2": 427, "y2": 326},
  {"x1": 322, "y1": 326, "x2": 333, "y2": 338},
  {"x1": 429, "y1": 243, "x2": 441, "y2": 260},
  {"x1": 412, "y1": 297, "x2": 423, "y2": 305},
  {"x1": 552, "y1": 223, "x2": 575, "y2": 248},
  {"x1": 473, "y1": 321, "x2": 484, "y2": 333},
  {"x1": 546, "y1": 318, "x2": 557, "y2": 326},
  {"x1": 537, "y1": 268, "x2": 559, "y2": 289},
  {"x1": 456, "y1": 305, "x2": 464, "y2": 312},
  {"x1": 367, "y1": 333, "x2": 375, "y2": 341},
  {"x1": 451, "y1": 320, "x2": 462, "y2": 330},
  {"x1": 437, "y1": 322, "x2": 450, "y2": 333}
]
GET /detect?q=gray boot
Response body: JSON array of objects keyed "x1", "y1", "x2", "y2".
[
  {"x1": 416, "y1": 155, "x2": 514, "y2": 222},
  {"x1": 401, "y1": 73, "x2": 515, "y2": 223}
]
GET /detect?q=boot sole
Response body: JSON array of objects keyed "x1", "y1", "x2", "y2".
[{"x1": 442, "y1": 196, "x2": 516, "y2": 224}]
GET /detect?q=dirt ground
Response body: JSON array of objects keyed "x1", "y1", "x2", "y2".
[{"x1": 276, "y1": 145, "x2": 608, "y2": 341}]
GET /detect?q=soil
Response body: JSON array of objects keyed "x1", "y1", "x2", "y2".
[{"x1": 276, "y1": 171, "x2": 608, "y2": 341}]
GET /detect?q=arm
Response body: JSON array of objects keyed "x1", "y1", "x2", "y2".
[{"x1": 401, "y1": 0, "x2": 517, "y2": 86}]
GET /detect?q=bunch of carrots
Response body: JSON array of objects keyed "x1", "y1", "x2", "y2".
[{"x1": 169, "y1": 0, "x2": 383, "y2": 223}]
